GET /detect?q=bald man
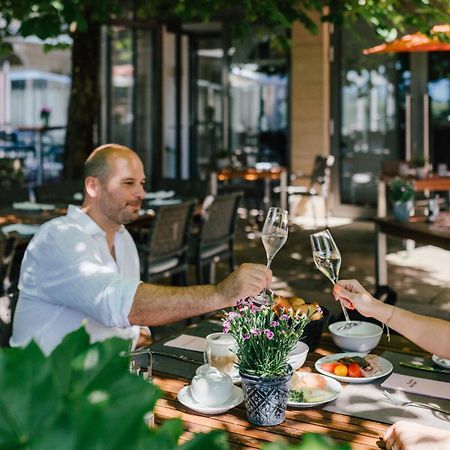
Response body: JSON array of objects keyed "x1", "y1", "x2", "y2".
[{"x1": 11, "y1": 144, "x2": 271, "y2": 354}]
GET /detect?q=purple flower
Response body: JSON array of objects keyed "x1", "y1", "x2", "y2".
[
  {"x1": 270, "y1": 320, "x2": 279, "y2": 327},
  {"x1": 264, "y1": 329, "x2": 274, "y2": 340},
  {"x1": 250, "y1": 328, "x2": 262, "y2": 336},
  {"x1": 223, "y1": 320, "x2": 230, "y2": 333},
  {"x1": 279, "y1": 314, "x2": 290, "y2": 321},
  {"x1": 243, "y1": 333, "x2": 250, "y2": 341}
]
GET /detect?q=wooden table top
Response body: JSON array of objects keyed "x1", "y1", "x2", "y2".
[
  {"x1": 374, "y1": 215, "x2": 450, "y2": 250},
  {"x1": 152, "y1": 332, "x2": 428, "y2": 450}
]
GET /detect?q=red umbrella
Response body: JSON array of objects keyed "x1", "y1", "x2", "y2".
[{"x1": 363, "y1": 24, "x2": 450, "y2": 54}]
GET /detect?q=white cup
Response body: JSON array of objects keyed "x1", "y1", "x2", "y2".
[
  {"x1": 191, "y1": 366, "x2": 233, "y2": 406},
  {"x1": 204, "y1": 332, "x2": 238, "y2": 378}
]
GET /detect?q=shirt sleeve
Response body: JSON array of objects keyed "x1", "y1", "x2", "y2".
[{"x1": 20, "y1": 222, "x2": 141, "y2": 328}]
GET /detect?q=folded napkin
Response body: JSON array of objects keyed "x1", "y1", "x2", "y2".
[
  {"x1": 144, "y1": 190, "x2": 175, "y2": 200},
  {"x1": 1, "y1": 224, "x2": 40, "y2": 236},
  {"x1": 381, "y1": 373, "x2": 450, "y2": 400},
  {"x1": 12, "y1": 202, "x2": 55, "y2": 211}
]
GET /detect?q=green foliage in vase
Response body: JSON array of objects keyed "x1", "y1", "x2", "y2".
[
  {"x1": 412, "y1": 155, "x2": 426, "y2": 168},
  {"x1": 389, "y1": 177, "x2": 415, "y2": 203},
  {"x1": 223, "y1": 298, "x2": 308, "y2": 377}
]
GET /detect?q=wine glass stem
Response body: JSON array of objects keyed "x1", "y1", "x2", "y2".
[
  {"x1": 266, "y1": 258, "x2": 273, "y2": 269},
  {"x1": 332, "y1": 280, "x2": 351, "y2": 323}
]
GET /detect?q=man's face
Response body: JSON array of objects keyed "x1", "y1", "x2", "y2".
[{"x1": 96, "y1": 154, "x2": 146, "y2": 225}]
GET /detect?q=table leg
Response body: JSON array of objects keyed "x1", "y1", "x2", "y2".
[
  {"x1": 210, "y1": 171, "x2": 218, "y2": 196},
  {"x1": 378, "y1": 179, "x2": 386, "y2": 217},
  {"x1": 375, "y1": 223, "x2": 388, "y2": 287},
  {"x1": 280, "y1": 169, "x2": 287, "y2": 211}
]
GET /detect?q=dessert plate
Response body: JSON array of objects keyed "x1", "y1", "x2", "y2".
[
  {"x1": 177, "y1": 385, "x2": 244, "y2": 415},
  {"x1": 315, "y1": 352, "x2": 393, "y2": 383},
  {"x1": 288, "y1": 374, "x2": 342, "y2": 408},
  {"x1": 432, "y1": 355, "x2": 450, "y2": 370}
]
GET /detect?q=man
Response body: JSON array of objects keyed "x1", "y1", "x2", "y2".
[{"x1": 11, "y1": 144, "x2": 271, "y2": 354}]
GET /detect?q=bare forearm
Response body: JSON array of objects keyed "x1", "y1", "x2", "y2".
[
  {"x1": 128, "y1": 283, "x2": 229, "y2": 326},
  {"x1": 371, "y1": 302, "x2": 450, "y2": 358}
]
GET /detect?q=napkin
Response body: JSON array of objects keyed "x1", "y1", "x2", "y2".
[
  {"x1": 164, "y1": 334, "x2": 206, "y2": 352},
  {"x1": 12, "y1": 202, "x2": 55, "y2": 211},
  {"x1": 381, "y1": 373, "x2": 450, "y2": 400},
  {"x1": 1, "y1": 224, "x2": 40, "y2": 236}
]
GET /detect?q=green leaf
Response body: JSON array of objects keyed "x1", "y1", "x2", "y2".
[{"x1": 179, "y1": 429, "x2": 230, "y2": 450}]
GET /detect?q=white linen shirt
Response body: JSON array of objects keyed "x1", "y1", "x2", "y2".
[{"x1": 10, "y1": 205, "x2": 142, "y2": 354}]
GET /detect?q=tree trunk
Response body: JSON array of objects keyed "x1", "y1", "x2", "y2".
[{"x1": 64, "y1": 23, "x2": 101, "y2": 180}]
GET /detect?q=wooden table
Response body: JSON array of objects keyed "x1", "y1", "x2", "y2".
[
  {"x1": 374, "y1": 215, "x2": 450, "y2": 286},
  {"x1": 210, "y1": 167, "x2": 288, "y2": 212},
  {"x1": 152, "y1": 332, "x2": 427, "y2": 450}
]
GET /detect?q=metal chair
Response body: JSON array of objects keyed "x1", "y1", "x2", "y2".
[
  {"x1": 135, "y1": 200, "x2": 196, "y2": 284},
  {"x1": 0, "y1": 291, "x2": 19, "y2": 348},
  {"x1": 189, "y1": 192, "x2": 242, "y2": 284},
  {"x1": 279, "y1": 155, "x2": 335, "y2": 226}
]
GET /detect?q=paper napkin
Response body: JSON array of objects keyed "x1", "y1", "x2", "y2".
[
  {"x1": 381, "y1": 373, "x2": 450, "y2": 400},
  {"x1": 164, "y1": 334, "x2": 206, "y2": 352}
]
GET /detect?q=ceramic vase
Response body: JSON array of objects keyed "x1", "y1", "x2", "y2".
[
  {"x1": 393, "y1": 200, "x2": 413, "y2": 222},
  {"x1": 239, "y1": 365, "x2": 292, "y2": 426}
]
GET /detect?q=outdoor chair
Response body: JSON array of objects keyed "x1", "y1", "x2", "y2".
[
  {"x1": 134, "y1": 199, "x2": 196, "y2": 284},
  {"x1": 189, "y1": 192, "x2": 242, "y2": 284},
  {"x1": 0, "y1": 291, "x2": 19, "y2": 348},
  {"x1": 277, "y1": 155, "x2": 335, "y2": 226},
  {"x1": 35, "y1": 179, "x2": 83, "y2": 205}
]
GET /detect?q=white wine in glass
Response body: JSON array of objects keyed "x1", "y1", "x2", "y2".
[
  {"x1": 310, "y1": 229, "x2": 352, "y2": 325},
  {"x1": 261, "y1": 207, "x2": 288, "y2": 269}
]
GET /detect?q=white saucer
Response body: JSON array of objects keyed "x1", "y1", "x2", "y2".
[
  {"x1": 432, "y1": 355, "x2": 450, "y2": 369},
  {"x1": 177, "y1": 385, "x2": 244, "y2": 414}
]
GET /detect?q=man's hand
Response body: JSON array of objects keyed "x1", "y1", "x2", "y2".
[{"x1": 216, "y1": 263, "x2": 272, "y2": 307}]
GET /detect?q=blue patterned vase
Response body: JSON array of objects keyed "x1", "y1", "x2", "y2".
[{"x1": 240, "y1": 365, "x2": 292, "y2": 426}]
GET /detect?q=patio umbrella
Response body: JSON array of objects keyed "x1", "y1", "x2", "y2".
[{"x1": 363, "y1": 24, "x2": 450, "y2": 54}]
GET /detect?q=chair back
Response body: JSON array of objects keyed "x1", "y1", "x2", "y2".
[
  {"x1": 148, "y1": 200, "x2": 196, "y2": 260},
  {"x1": 0, "y1": 292, "x2": 19, "y2": 347},
  {"x1": 309, "y1": 155, "x2": 335, "y2": 190},
  {"x1": 35, "y1": 179, "x2": 83, "y2": 205},
  {"x1": 198, "y1": 192, "x2": 242, "y2": 249}
]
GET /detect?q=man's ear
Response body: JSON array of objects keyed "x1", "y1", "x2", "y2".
[{"x1": 85, "y1": 176, "x2": 100, "y2": 198}]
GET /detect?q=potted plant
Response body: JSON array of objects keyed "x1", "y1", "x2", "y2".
[
  {"x1": 388, "y1": 177, "x2": 415, "y2": 222},
  {"x1": 216, "y1": 148, "x2": 230, "y2": 169},
  {"x1": 40, "y1": 106, "x2": 52, "y2": 127},
  {"x1": 223, "y1": 297, "x2": 308, "y2": 426},
  {"x1": 413, "y1": 155, "x2": 428, "y2": 179}
]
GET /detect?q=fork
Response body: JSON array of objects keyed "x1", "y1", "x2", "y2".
[{"x1": 382, "y1": 390, "x2": 450, "y2": 415}]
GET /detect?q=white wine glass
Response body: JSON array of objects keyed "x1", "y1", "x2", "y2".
[
  {"x1": 254, "y1": 207, "x2": 288, "y2": 305},
  {"x1": 310, "y1": 229, "x2": 355, "y2": 329}
]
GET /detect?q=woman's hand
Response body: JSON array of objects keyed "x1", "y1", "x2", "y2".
[{"x1": 332, "y1": 279, "x2": 378, "y2": 318}]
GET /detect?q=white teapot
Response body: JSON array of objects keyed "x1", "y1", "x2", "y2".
[{"x1": 190, "y1": 365, "x2": 233, "y2": 406}]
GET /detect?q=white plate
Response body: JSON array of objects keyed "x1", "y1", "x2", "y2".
[
  {"x1": 432, "y1": 355, "x2": 450, "y2": 369},
  {"x1": 1, "y1": 223, "x2": 40, "y2": 235},
  {"x1": 315, "y1": 352, "x2": 393, "y2": 383},
  {"x1": 288, "y1": 373, "x2": 342, "y2": 408},
  {"x1": 177, "y1": 385, "x2": 244, "y2": 414},
  {"x1": 147, "y1": 198, "x2": 181, "y2": 206}
]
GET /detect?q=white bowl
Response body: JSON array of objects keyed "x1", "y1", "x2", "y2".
[
  {"x1": 329, "y1": 321, "x2": 382, "y2": 352},
  {"x1": 287, "y1": 341, "x2": 309, "y2": 370}
]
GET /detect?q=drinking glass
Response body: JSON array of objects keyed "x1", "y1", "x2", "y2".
[
  {"x1": 261, "y1": 207, "x2": 289, "y2": 269},
  {"x1": 254, "y1": 207, "x2": 288, "y2": 305},
  {"x1": 310, "y1": 229, "x2": 353, "y2": 326}
]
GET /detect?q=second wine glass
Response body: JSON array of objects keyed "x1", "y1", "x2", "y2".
[{"x1": 310, "y1": 229, "x2": 353, "y2": 327}]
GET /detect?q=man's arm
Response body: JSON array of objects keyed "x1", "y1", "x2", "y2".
[{"x1": 128, "y1": 263, "x2": 271, "y2": 326}]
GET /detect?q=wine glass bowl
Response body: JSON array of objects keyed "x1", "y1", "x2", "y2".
[{"x1": 261, "y1": 207, "x2": 288, "y2": 269}]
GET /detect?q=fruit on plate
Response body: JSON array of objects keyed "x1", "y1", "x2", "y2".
[
  {"x1": 289, "y1": 373, "x2": 336, "y2": 403},
  {"x1": 320, "y1": 354, "x2": 381, "y2": 378},
  {"x1": 273, "y1": 295, "x2": 323, "y2": 321}
]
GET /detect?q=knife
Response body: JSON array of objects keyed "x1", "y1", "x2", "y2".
[{"x1": 399, "y1": 361, "x2": 450, "y2": 374}]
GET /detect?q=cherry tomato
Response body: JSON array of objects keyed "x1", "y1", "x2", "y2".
[
  {"x1": 321, "y1": 362, "x2": 338, "y2": 373},
  {"x1": 334, "y1": 364, "x2": 348, "y2": 377},
  {"x1": 348, "y1": 362, "x2": 362, "y2": 378}
]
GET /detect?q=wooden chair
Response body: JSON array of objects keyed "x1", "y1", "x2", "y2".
[
  {"x1": 189, "y1": 192, "x2": 242, "y2": 284},
  {"x1": 0, "y1": 292, "x2": 19, "y2": 348},
  {"x1": 135, "y1": 200, "x2": 196, "y2": 284}
]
